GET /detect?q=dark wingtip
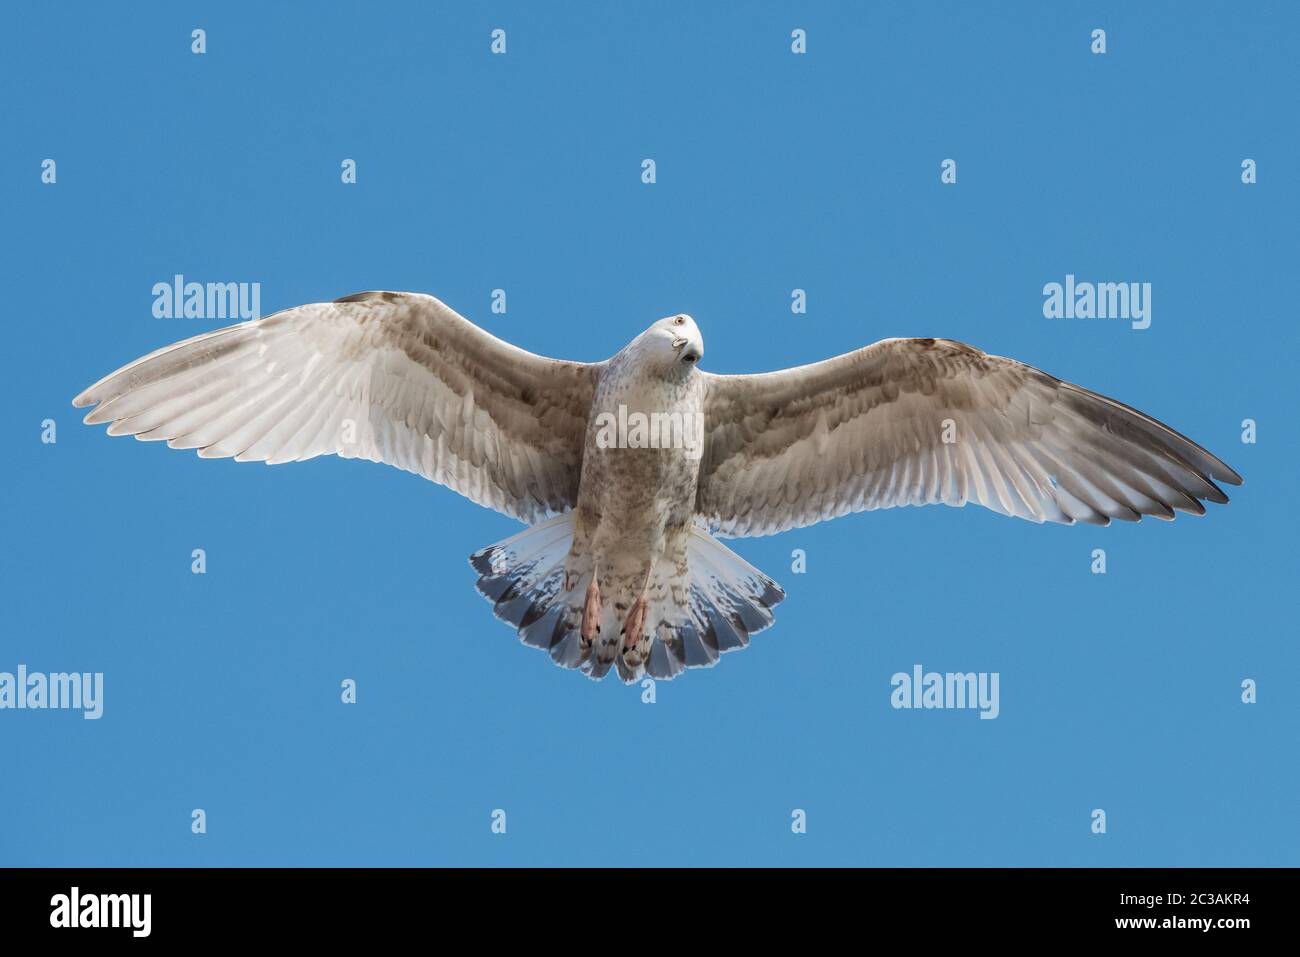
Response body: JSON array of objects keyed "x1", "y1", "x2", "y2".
[
  {"x1": 1201, "y1": 482, "x2": 1230, "y2": 505},
  {"x1": 1219, "y1": 466, "x2": 1244, "y2": 487}
]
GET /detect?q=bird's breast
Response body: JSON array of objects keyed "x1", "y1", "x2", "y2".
[{"x1": 575, "y1": 368, "x2": 705, "y2": 540}]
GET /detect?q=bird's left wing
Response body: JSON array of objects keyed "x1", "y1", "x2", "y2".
[
  {"x1": 74, "y1": 291, "x2": 600, "y2": 524},
  {"x1": 697, "y1": 337, "x2": 1241, "y2": 537}
]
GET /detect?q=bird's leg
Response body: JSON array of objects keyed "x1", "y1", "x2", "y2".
[
  {"x1": 580, "y1": 565, "x2": 601, "y2": 651},
  {"x1": 621, "y1": 566, "x2": 654, "y2": 653},
  {"x1": 621, "y1": 598, "x2": 647, "y2": 652}
]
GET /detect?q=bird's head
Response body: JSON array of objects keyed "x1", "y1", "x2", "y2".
[{"x1": 635, "y1": 313, "x2": 704, "y2": 371}]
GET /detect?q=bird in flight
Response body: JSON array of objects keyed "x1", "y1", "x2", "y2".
[{"x1": 75, "y1": 291, "x2": 1242, "y2": 682}]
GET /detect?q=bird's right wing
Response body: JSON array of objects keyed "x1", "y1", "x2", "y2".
[
  {"x1": 74, "y1": 291, "x2": 601, "y2": 524},
  {"x1": 698, "y1": 337, "x2": 1241, "y2": 537}
]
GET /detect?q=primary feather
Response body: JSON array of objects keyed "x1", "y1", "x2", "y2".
[{"x1": 697, "y1": 337, "x2": 1241, "y2": 537}]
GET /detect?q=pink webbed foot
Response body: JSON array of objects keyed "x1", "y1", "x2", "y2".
[
  {"x1": 621, "y1": 594, "x2": 649, "y2": 653},
  {"x1": 621, "y1": 594, "x2": 654, "y2": 671},
  {"x1": 580, "y1": 570, "x2": 601, "y2": 650}
]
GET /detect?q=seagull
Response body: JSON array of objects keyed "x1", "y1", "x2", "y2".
[{"x1": 74, "y1": 291, "x2": 1242, "y2": 682}]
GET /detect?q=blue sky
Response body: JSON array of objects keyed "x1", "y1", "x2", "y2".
[{"x1": 2, "y1": 1, "x2": 1296, "y2": 866}]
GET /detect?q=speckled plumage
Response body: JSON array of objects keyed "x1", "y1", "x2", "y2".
[{"x1": 75, "y1": 291, "x2": 1241, "y2": 683}]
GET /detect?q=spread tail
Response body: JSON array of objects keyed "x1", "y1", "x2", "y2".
[{"x1": 469, "y1": 518, "x2": 785, "y2": 683}]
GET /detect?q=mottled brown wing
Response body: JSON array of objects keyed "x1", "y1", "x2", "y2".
[
  {"x1": 698, "y1": 337, "x2": 1241, "y2": 538},
  {"x1": 74, "y1": 291, "x2": 600, "y2": 524}
]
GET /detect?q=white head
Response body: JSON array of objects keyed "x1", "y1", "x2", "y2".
[{"x1": 633, "y1": 313, "x2": 704, "y2": 371}]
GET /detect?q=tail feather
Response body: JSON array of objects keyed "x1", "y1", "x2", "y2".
[
  {"x1": 635, "y1": 528, "x2": 785, "y2": 682},
  {"x1": 470, "y1": 514, "x2": 580, "y2": 644},
  {"x1": 469, "y1": 518, "x2": 785, "y2": 682}
]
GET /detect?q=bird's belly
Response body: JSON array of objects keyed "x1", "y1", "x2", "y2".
[
  {"x1": 573, "y1": 374, "x2": 703, "y2": 573},
  {"x1": 579, "y1": 447, "x2": 695, "y2": 553},
  {"x1": 571, "y1": 448, "x2": 696, "y2": 636}
]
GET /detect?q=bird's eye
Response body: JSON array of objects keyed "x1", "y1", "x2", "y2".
[{"x1": 673, "y1": 316, "x2": 685, "y2": 326}]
